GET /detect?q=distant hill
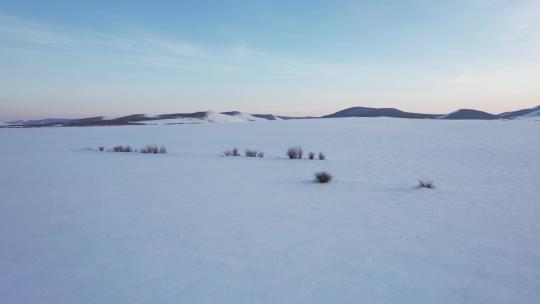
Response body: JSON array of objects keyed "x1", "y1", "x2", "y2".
[
  {"x1": 323, "y1": 107, "x2": 440, "y2": 119},
  {"x1": 498, "y1": 105, "x2": 540, "y2": 119},
  {"x1": 438, "y1": 109, "x2": 498, "y2": 120},
  {"x1": 3, "y1": 105, "x2": 539, "y2": 128},
  {"x1": 5, "y1": 118, "x2": 72, "y2": 126},
  {"x1": 519, "y1": 108, "x2": 540, "y2": 119},
  {"x1": 251, "y1": 114, "x2": 283, "y2": 120}
]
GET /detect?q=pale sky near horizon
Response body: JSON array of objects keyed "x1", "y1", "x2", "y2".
[{"x1": 0, "y1": 0, "x2": 539, "y2": 121}]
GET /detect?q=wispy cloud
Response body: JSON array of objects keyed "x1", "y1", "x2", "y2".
[
  {"x1": 0, "y1": 15, "x2": 75, "y2": 45},
  {"x1": 502, "y1": 0, "x2": 540, "y2": 42},
  {"x1": 0, "y1": 15, "x2": 351, "y2": 78}
]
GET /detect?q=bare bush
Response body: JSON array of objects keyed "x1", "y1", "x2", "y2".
[
  {"x1": 245, "y1": 149, "x2": 258, "y2": 157},
  {"x1": 140, "y1": 145, "x2": 161, "y2": 154},
  {"x1": 257, "y1": 151, "x2": 265, "y2": 158},
  {"x1": 287, "y1": 146, "x2": 304, "y2": 159},
  {"x1": 224, "y1": 147, "x2": 241, "y2": 156},
  {"x1": 416, "y1": 180, "x2": 435, "y2": 189},
  {"x1": 287, "y1": 148, "x2": 296, "y2": 159},
  {"x1": 318, "y1": 152, "x2": 326, "y2": 160},
  {"x1": 308, "y1": 152, "x2": 315, "y2": 159},
  {"x1": 112, "y1": 145, "x2": 132, "y2": 152},
  {"x1": 98, "y1": 146, "x2": 104, "y2": 152},
  {"x1": 158, "y1": 146, "x2": 167, "y2": 154},
  {"x1": 314, "y1": 171, "x2": 332, "y2": 183}
]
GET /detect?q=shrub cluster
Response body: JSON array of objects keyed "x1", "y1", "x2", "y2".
[
  {"x1": 140, "y1": 145, "x2": 167, "y2": 154},
  {"x1": 224, "y1": 147, "x2": 241, "y2": 156},
  {"x1": 287, "y1": 147, "x2": 304, "y2": 159},
  {"x1": 245, "y1": 149, "x2": 258, "y2": 157},
  {"x1": 222, "y1": 146, "x2": 324, "y2": 160},
  {"x1": 314, "y1": 171, "x2": 332, "y2": 183},
  {"x1": 288, "y1": 147, "x2": 325, "y2": 160},
  {"x1": 112, "y1": 145, "x2": 133, "y2": 152},
  {"x1": 105, "y1": 145, "x2": 166, "y2": 154},
  {"x1": 224, "y1": 147, "x2": 264, "y2": 157}
]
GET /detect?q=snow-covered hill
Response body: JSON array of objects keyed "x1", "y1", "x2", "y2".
[
  {"x1": 142, "y1": 111, "x2": 266, "y2": 125},
  {"x1": 3, "y1": 105, "x2": 540, "y2": 128},
  {"x1": 498, "y1": 105, "x2": 540, "y2": 119},
  {"x1": 517, "y1": 108, "x2": 540, "y2": 120},
  {"x1": 1, "y1": 111, "x2": 279, "y2": 127}
]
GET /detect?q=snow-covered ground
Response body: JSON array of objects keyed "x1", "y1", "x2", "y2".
[{"x1": 1, "y1": 118, "x2": 539, "y2": 303}]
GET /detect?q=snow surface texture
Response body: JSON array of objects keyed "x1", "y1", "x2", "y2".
[{"x1": 1, "y1": 118, "x2": 539, "y2": 304}]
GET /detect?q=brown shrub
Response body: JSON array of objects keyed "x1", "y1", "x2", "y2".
[
  {"x1": 314, "y1": 172, "x2": 332, "y2": 183},
  {"x1": 112, "y1": 145, "x2": 132, "y2": 152},
  {"x1": 224, "y1": 147, "x2": 241, "y2": 156},
  {"x1": 287, "y1": 147, "x2": 303, "y2": 159},
  {"x1": 417, "y1": 180, "x2": 435, "y2": 189},
  {"x1": 245, "y1": 149, "x2": 258, "y2": 157}
]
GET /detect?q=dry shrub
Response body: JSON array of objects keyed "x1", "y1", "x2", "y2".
[
  {"x1": 113, "y1": 145, "x2": 132, "y2": 152},
  {"x1": 245, "y1": 149, "x2": 258, "y2": 157},
  {"x1": 98, "y1": 146, "x2": 104, "y2": 151},
  {"x1": 308, "y1": 152, "x2": 315, "y2": 160},
  {"x1": 314, "y1": 172, "x2": 332, "y2": 183},
  {"x1": 287, "y1": 146, "x2": 303, "y2": 159},
  {"x1": 318, "y1": 152, "x2": 326, "y2": 160},
  {"x1": 257, "y1": 151, "x2": 264, "y2": 158},
  {"x1": 140, "y1": 145, "x2": 166, "y2": 154},
  {"x1": 224, "y1": 147, "x2": 241, "y2": 156},
  {"x1": 417, "y1": 180, "x2": 435, "y2": 189},
  {"x1": 140, "y1": 145, "x2": 156, "y2": 153}
]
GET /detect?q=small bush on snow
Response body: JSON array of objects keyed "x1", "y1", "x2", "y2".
[
  {"x1": 308, "y1": 152, "x2": 315, "y2": 159},
  {"x1": 140, "y1": 145, "x2": 157, "y2": 153},
  {"x1": 257, "y1": 151, "x2": 264, "y2": 158},
  {"x1": 287, "y1": 147, "x2": 303, "y2": 159},
  {"x1": 98, "y1": 146, "x2": 104, "y2": 151},
  {"x1": 318, "y1": 152, "x2": 326, "y2": 160},
  {"x1": 314, "y1": 172, "x2": 332, "y2": 183},
  {"x1": 112, "y1": 145, "x2": 132, "y2": 152},
  {"x1": 245, "y1": 149, "x2": 258, "y2": 157},
  {"x1": 416, "y1": 180, "x2": 435, "y2": 189},
  {"x1": 140, "y1": 145, "x2": 167, "y2": 154},
  {"x1": 224, "y1": 147, "x2": 241, "y2": 156}
]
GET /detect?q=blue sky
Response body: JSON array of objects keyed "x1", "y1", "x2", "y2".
[{"x1": 0, "y1": 0, "x2": 539, "y2": 120}]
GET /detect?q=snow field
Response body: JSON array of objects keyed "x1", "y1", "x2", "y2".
[{"x1": 0, "y1": 118, "x2": 539, "y2": 303}]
